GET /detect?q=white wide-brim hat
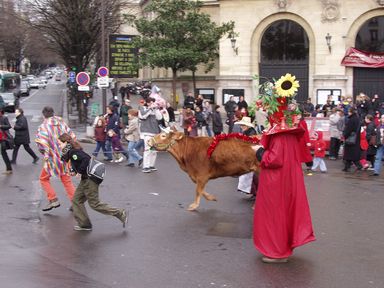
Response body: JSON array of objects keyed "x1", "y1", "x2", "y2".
[{"x1": 236, "y1": 116, "x2": 254, "y2": 127}]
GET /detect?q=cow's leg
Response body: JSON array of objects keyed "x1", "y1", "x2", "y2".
[{"x1": 188, "y1": 180, "x2": 216, "y2": 211}]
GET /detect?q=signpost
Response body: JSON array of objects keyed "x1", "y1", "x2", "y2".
[
  {"x1": 76, "y1": 72, "x2": 90, "y2": 86},
  {"x1": 97, "y1": 66, "x2": 109, "y2": 88},
  {"x1": 109, "y1": 34, "x2": 138, "y2": 78},
  {"x1": 76, "y1": 72, "x2": 90, "y2": 92}
]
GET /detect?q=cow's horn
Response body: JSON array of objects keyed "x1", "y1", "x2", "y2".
[{"x1": 159, "y1": 125, "x2": 171, "y2": 134}]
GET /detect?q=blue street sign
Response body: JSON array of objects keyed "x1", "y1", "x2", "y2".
[{"x1": 68, "y1": 71, "x2": 76, "y2": 83}]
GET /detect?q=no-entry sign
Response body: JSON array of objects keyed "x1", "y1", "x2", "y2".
[{"x1": 76, "y1": 72, "x2": 90, "y2": 86}]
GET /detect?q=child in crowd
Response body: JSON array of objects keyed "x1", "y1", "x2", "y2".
[
  {"x1": 311, "y1": 131, "x2": 327, "y2": 173},
  {"x1": 92, "y1": 116, "x2": 108, "y2": 159},
  {"x1": 124, "y1": 109, "x2": 143, "y2": 167},
  {"x1": 359, "y1": 125, "x2": 370, "y2": 169},
  {"x1": 107, "y1": 129, "x2": 129, "y2": 163}
]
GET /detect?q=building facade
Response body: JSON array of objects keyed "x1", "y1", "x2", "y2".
[{"x1": 130, "y1": 0, "x2": 384, "y2": 107}]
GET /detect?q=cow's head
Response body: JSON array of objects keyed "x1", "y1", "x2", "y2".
[{"x1": 148, "y1": 127, "x2": 184, "y2": 151}]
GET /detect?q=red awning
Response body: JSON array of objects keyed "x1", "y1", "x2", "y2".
[{"x1": 341, "y1": 47, "x2": 384, "y2": 68}]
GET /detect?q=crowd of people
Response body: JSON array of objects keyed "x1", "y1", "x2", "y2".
[
  {"x1": 301, "y1": 93, "x2": 384, "y2": 176},
  {"x1": 0, "y1": 86, "x2": 383, "y2": 261}
]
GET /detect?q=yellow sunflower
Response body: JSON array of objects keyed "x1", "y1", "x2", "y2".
[{"x1": 275, "y1": 73, "x2": 300, "y2": 97}]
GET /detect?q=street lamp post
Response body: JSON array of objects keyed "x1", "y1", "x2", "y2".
[{"x1": 101, "y1": 0, "x2": 107, "y2": 113}]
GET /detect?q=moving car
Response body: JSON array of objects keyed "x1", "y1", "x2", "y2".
[
  {"x1": 304, "y1": 117, "x2": 331, "y2": 151},
  {"x1": 29, "y1": 80, "x2": 47, "y2": 89},
  {"x1": 19, "y1": 81, "x2": 31, "y2": 97},
  {"x1": 55, "y1": 73, "x2": 61, "y2": 81},
  {"x1": 0, "y1": 92, "x2": 19, "y2": 113}
]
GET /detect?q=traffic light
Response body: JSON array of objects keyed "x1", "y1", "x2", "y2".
[{"x1": 71, "y1": 66, "x2": 77, "y2": 72}]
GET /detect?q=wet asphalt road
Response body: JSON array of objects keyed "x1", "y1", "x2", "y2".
[{"x1": 0, "y1": 82, "x2": 384, "y2": 288}]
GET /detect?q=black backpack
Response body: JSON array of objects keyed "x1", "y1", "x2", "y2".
[{"x1": 87, "y1": 157, "x2": 106, "y2": 184}]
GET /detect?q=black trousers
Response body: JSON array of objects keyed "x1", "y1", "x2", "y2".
[
  {"x1": 12, "y1": 144, "x2": 38, "y2": 162},
  {"x1": 1, "y1": 145, "x2": 12, "y2": 171},
  {"x1": 329, "y1": 137, "x2": 341, "y2": 158}
]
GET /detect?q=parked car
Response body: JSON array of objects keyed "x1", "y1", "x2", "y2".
[
  {"x1": 20, "y1": 81, "x2": 31, "y2": 97},
  {"x1": 30, "y1": 80, "x2": 47, "y2": 89},
  {"x1": 0, "y1": 92, "x2": 19, "y2": 113},
  {"x1": 304, "y1": 117, "x2": 331, "y2": 151}
]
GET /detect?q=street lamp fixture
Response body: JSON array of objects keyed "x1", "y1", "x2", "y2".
[
  {"x1": 229, "y1": 33, "x2": 238, "y2": 56},
  {"x1": 325, "y1": 33, "x2": 332, "y2": 53}
]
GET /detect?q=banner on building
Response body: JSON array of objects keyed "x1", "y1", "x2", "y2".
[
  {"x1": 341, "y1": 47, "x2": 384, "y2": 68},
  {"x1": 109, "y1": 35, "x2": 139, "y2": 78}
]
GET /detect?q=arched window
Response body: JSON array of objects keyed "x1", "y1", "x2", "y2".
[
  {"x1": 261, "y1": 20, "x2": 309, "y2": 63},
  {"x1": 356, "y1": 16, "x2": 384, "y2": 52}
]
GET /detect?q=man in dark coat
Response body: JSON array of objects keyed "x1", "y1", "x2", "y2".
[
  {"x1": 11, "y1": 108, "x2": 39, "y2": 164},
  {"x1": 342, "y1": 107, "x2": 362, "y2": 172}
]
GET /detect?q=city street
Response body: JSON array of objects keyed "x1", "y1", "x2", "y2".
[{"x1": 0, "y1": 81, "x2": 384, "y2": 288}]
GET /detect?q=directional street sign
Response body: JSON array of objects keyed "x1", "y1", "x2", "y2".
[
  {"x1": 76, "y1": 72, "x2": 90, "y2": 86},
  {"x1": 68, "y1": 71, "x2": 76, "y2": 83}
]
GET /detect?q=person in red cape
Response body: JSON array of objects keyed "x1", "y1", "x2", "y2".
[{"x1": 252, "y1": 73, "x2": 315, "y2": 263}]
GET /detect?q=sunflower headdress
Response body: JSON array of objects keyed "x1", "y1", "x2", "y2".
[{"x1": 251, "y1": 73, "x2": 301, "y2": 130}]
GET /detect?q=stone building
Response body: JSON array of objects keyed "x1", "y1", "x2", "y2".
[{"x1": 127, "y1": 0, "x2": 384, "y2": 107}]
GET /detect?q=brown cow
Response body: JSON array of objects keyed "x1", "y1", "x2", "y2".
[{"x1": 148, "y1": 130, "x2": 261, "y2": 211}]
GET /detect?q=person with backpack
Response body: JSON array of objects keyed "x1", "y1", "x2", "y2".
[{"x1": 58, "y1": 133, "x2": 128, "y2": 231}]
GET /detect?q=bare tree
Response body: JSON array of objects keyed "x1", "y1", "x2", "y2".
[
  {"x1": 0, "y1": 1, "x2": 27, "y2": 72},
  {"x1": 24, "y1": 0, "x2": 138, "y2": 70}
]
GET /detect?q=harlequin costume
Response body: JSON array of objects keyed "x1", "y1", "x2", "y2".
[{"x1": 253, "y1": 74, "x2": 316, "y2": 262}]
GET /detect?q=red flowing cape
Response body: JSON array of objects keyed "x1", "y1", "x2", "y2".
[{"x1": 254, "y1": 130, "x2": 316, "y2": 258}]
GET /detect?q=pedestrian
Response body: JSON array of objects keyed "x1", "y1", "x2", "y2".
[
  {"x1": 202, "y1": 100, "x2": 213, "y2": 137},
  {"x1": 139, "y1": 97, "x2": 162, "y2": 173},
  {"x1": 303, "y1": 98, "x2": 314, "y2": 115},
  {"x1": 253, "y1": 73, "x2": 315, "y2": 263},
  {"x1": 298, "y1": 112, "x2": 313, "y2": 174},
  {"x1": 194, "y1": 106, "x2": 208, "y2": 136},
  {"x1": 119, "y1": 84, "x2": 126, "y2": 102},
  {"x1": 183, "y1": 91, "x2": 195, "y2": 110},
  {"x1": 224, "y1": 95, "x2": 237, "y2": 133},
  {"x1": 329, "y1": 108, "x2": 342, "y2": 160},
  {"x1": 255, "y1": 106, "x2": 268, "y2": 133},
  {"x1": 359, "y1": 124, "x2": 369, "y2": 169},
  {"x1": 109, "y1": 96, "x2": 120, "y2": 115},
  {"x1": 35, "y1": 106, "x2": 76, "y2": 211},
  {"x1": 237, "y1": 95, "x2": 248, "y2": 112},
  {"x1": 370, "y1": 114, "x2": 384, "y2": 176},
  {"x1": 0, "y1": 109, "x2": 13, "y2": 174},
  {"x1": 195, "y1": 94, "x2": 204, "y2": 110},
  {"x1": 104, "y1": 105, "x2": 120, "y2": 162},
  {"x1": 181, "y1": 106, "x2": 196, "y2": 136},
  {"x1": 166, "y1": 102, "x2": 176, "y2": 127},
  {"x1": 311, "y1": 131, "x2": 327, "y2": 173},
  {"x1": 236, "y1": 117, "x2": 257, "y2": 194},
  {"x1": 107, "y1": 129, "x2": 129, "y2": 163},
  {"x1": 11, "y1": 108, "x2": 39, "y2": 165},
  {"x1": 124, "y1": 109, "x2": 143, "y2": 167},
  {"x1": 365, "y1": 114, "x2": 377, "y2": 168},
  {"x1": 342, "y1": 107, "x2": 363, "y2": 172},
  {"x1": 120, "y1": 98, "x2": 132, "y2": 127},
  {"x1": 58, "y1": 133, "x2": 128, "y2": 231},
  {"x1": 212, "y1": 105, "x2": 223, "y2": 136},
  {"x1": 92, "y1": 116, "x2": 108, "y2": 159}
]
